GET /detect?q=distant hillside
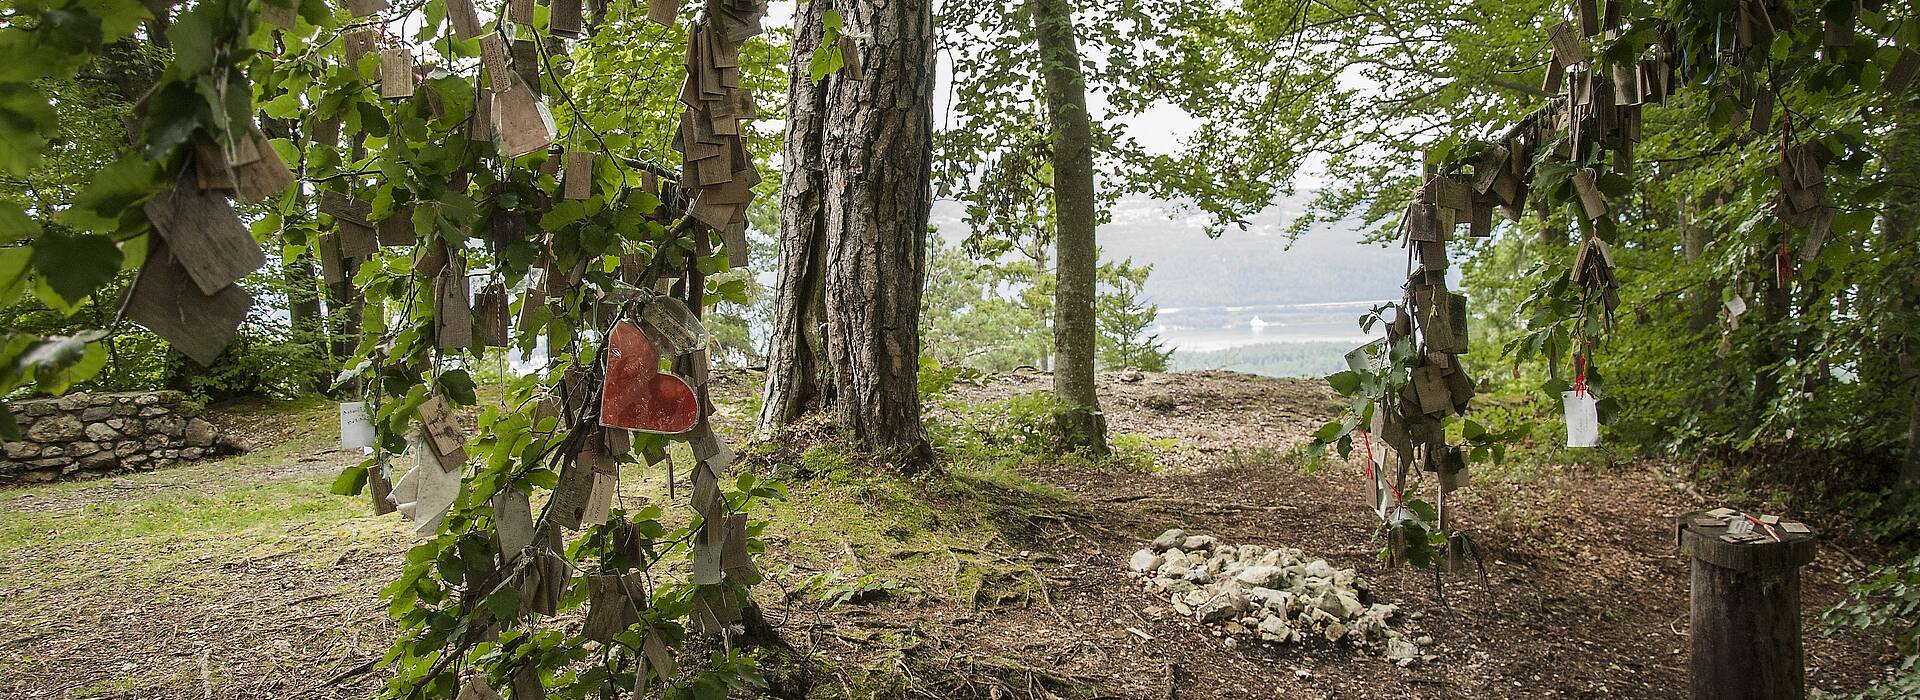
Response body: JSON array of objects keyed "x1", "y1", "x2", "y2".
[{"x1": 1169, "y1": 341, "x2": 1355, "y2": 379}]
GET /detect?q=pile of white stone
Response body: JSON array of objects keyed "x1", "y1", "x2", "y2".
[{"x1": 1127, "y1": 528, "x2": 1425, "y2": 664}]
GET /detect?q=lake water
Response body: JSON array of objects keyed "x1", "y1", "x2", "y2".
[{"x1": 1153, "y1": 299, "x2": 1392, "y2": 353}]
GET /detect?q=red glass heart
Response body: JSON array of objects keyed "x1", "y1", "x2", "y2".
[{"x1": 599, "y1": 320, "x2": 700, "y2": 434}]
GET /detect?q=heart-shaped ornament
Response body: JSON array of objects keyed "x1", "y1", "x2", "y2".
[{"x1": 600, "y1": 320, "x2": 700, "y2": 434}]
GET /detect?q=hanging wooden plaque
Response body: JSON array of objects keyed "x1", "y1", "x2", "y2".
[
  {"x1": 493, "y1": 488, "x2": 534, "y2": 562},
  {"x1": 189, "y1": 134, "x2": 237, "y2": 192},
  {"x1": 444, "y1": 0, "x2": 484, "y2": 39},
  {"x1": 511, "y1": 38, "x2": 539, "y2": 94},
  {"x1": 234, "y1": 125, "x2": 295, "y2": 203},
  {"x1": 1571, "y1": 168, "x2": 1607, "y2": 219},
  {"x1": 435, "y1": 264, "x2": 474, "y2": 350},
  {"x1": 142, "y1": 167, "x2": 267, "y2": 296},
  {"x1": 344, "y1": 29, "x2": 378, "y2": 70},
  {"x1": 377, "y1": 207, "x2": 417, "y2": 246},
  {"x1": 344, "y1": 0, "x2": 387, "y2": 17},
  {"x1": 261, "y1": 0, "x2": 297, "y2": 28},
  {"x1": 380, "y1": 48, "x2": 415, "y2": 99},
  {"x1": 1548, "y1": 22, "x2": 1588, "y2": 66},
  {"x1": 416, "y1": 395, "x2": 467, "y2": 461},
  {"x1": 564, "y1": 150, "x2": 594, "y2": 200},
  {"x1": 507, "y1": 0, "x2": 533, "y2": 25},
  {"x1": 474, "y1": 282, "x2": 510, "y2": 347},
  {"x1": 551, "y1": 0, "x2": 583, "y2": 37},
  {"x1": 547, "y1": 459, "x2": 595, "y2": 530},
  {"x1": 647, "y1": 0, "x2": 678, "y2": 26},
  {"x1": 124, "y1": 240, "x2": 251, "y2": 366},
  {"x1": 493, "y1": 74, "x2": 556, "y2": 158},
  {"x1": 582, "y1": 574, "x2": 642, "y2": 642},
  {"x1": 317, "y1": 231, "x2": 345, "y2": 283},
  {"x1": 479, "y1": 33, "x2": 511, "y2": 92}
]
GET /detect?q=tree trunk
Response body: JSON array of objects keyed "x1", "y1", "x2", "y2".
[
  {"x1": 1881, "y1": 101, "x2": 1920, "y2": 486},
  {"x1": 766, "y1": 0, "x2": 936, "y2": 468},
  {"x1": 760, "y1": 1, "x2": 834, "y2": 428},
  {"x1": 1031, "y1": 0, "x2": 1108, "y2": 454}
]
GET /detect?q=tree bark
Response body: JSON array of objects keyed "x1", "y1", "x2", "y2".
[
  {"x1": 765, "y1": 0, "x2": 936, "y2": 468},
  {"x1": 760, "y1": 1, "x2": 834, "y2": 428},
  {"x1": 1881, "y1": 101, "x2": 1920, "y2": 486},
  {"x1": 1031, "y1": 0, "x2": 1108, "y2": 454}
]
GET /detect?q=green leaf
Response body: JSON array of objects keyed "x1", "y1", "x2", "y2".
[
  {"x1": 1325, "y1": 370, "x2": 1362, "y2": 396},
  {"x1": 331, "y1": 464, "x2": 370, "y2": 496},
  {"x1": 30, "y1": 230, "x2": 122, "y2": 305},
  {"x1": 1311, "y1": 420, "x2": 1346, "y2": 443},
  {"x1": 0, "y1": 202, "x2": 36, "y2": 244},
  {"x1": 437, "y1": 368, "x2": 478, "y2": 405},
  {"x1": 59, "y1": 154, "x2": 163, "y2": 233}
]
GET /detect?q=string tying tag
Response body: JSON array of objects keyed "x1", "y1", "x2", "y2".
[
  {"x1": 1356, "y1": 429, "x2": 1404, "y2": 508},
  {"x1": 1574, "y1": 354, "x2": 1589, "y2": 398}
]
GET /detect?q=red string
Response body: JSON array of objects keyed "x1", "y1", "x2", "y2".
[
  {"x1": 1356, "y1": 430, "x2": 1404, "y2": 508},
  {"x1": 1574, "y1": 354, "x2": 1588, "y2": 397}
]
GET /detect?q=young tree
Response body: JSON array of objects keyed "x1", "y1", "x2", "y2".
[{"x1": 763, "y1": 0, "x2": 938, "y2": 467}]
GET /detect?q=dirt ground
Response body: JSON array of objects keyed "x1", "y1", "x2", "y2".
[{"x1": 0, "y1": 370, "x2": 1903, "y2": 699}]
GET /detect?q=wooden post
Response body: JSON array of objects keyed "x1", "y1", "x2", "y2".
[{"x1": 1676, "y1": 511, "x2": 1817, "y2": 700}]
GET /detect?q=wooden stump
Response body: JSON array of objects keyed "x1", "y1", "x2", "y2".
[{"x1": 1676, "y1": 511, "x2": 1818, "y2": 700}]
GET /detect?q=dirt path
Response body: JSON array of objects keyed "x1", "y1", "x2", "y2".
[{"x1": 0, "y1": 371, "x2": 1901, "y2": 699}]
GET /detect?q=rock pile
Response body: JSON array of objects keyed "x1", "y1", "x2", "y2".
[
  {"x1": 1127, "y1": 528, "x2": 1426, "y2": 664},
  {"x1": 1, "y1": 391, "x2": 241, "y2": 484}
]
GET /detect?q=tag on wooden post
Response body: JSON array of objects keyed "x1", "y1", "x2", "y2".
[
  {"x1": 564, "y1": 150, "x2": 594, "y2": 199},
  {"x1": 124, "y1": 241, "x2": 252, "y2": 366},
  {"x1": 143, "y1": 166, "x2": 268, "y2": 295},
  {"x1": 380, "y1": 48, "x2": 415, "y2": 99},
  {"x1": 435, "y1": 263, "x2": 474, "y2": 351},
  {"x1": 416, "y1": 395, "x2": 467, "y2": 461},
  {"x1": 444, "y1": 0, "x2": 484, "y2": 39}
]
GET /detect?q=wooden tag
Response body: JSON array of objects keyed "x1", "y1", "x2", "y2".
[
  {"x1": 647, "y1": 0, "x2": 678, "y2": 26},
  {"x1": 722, "y1": 512, "x2": 758, "y2": 582},
  {"x1": 1575, "y1": 0, "x2": 1599, "y2": 36},
  {"x1": 511, "y1": 38, "x2": 539, "y2": 93},
  {"x1": 1802, "y1": 208, "x2": 1835, "y2": 262},
  {"x1": 642, "y1": 631, "x2": 675, "y2": 683},
  {"x1": 261, "y1": 0, "x2": 297, "y2": 28},
  {"x1": 344, "y1": 29, "x2": 378, "y2": 71},
  {"x1": 581, "y1": 472, "x2": 615, "y2": 527},
  {"x1": 380, "y1": 48, "x2": 414, "y2": 99},
  {"x1": 582, "y1": 574, "x2": 642, "y2": 642},
  {"x1": 492, "y1": 488, "x2": 534, "y2": 562},
  {"x1": 1571, "y1": 167, "x2": 1607, "y2": 219},
  {"x1": 190, "y1": 134, "x2": 237, "y2": 191},
  {"x1": 564, "y1": 151, "x2": 594, "y2": 199},
  {"x1": 1611, "y1": 63, "x2": 1639, "y2": 106},
  {"x1": 551, "y1": 0, "x2": 583, "y2": 37},
  {"x1": 1548, "y1": 22, "x2": 1588, "y2": 66},
  {"x1": 445, "y1": 0, "x2": 484, "y2": 39},
  {"x1": 142, "y1": 166, "x2": 267, "y2": 295},
  {"x1": 517, "y1": 275, "x2": 547, "y2": 333},
  {"x1": 317, "y1": 231, "x2": 345, "y2": 283},
  {"x1": 340, "y1": 221, "x2": 377, "y2": 261},
  {"x1": 416, "y1": 395, "x2": 466, "y2": 460},
  {"x1": 723, "y1": 219, "x2": 749, "y2": 268},
  {"x1": 414, "y1": 237, "x2": 449, "y2": 280},
  {"x1": 234, "y1": 126, "x2": 295, "y2": 203},
  {"x1": 344, "y1": 0, "x2": 388, "y2": 17},
  {"x1": 469, "y1": 88, "x2": 493, "y2": 142},
  {"x1": 493, "y1": 73, "x2": 556, "y2": 158},
  {"x1": 369, "y1": 460, "x2": 397, "y2": 515},
  {"x1": 839, "y1": 35, "x2": 863, "y2": 81},
  {"x1": 473, "y1": 282, "x2": 510, "y2": 347},
  {"x1": 1404, "y1": 202, "x2": 1437, "y2": 242},
  {"x1": 457, "y1": 678, "x2": 504, "y2": 700},
  {"x1": 377, "y1": 207, "x2": 416, "y2": 246},
  {"x1": 547, "y1": 460, "x2": 594, "y2": 530},
  {"x1": 507, "y1": 0, "x2": 533, "y2": 25},
  {"x1": 435, "y1": 264, "x2": 474, "y2": 350},
  {"x1": 639, "y1": 297, "x2": 705, "y2": 356},
  {"x1": 1886, "y1": 49, "x2": 1920, "y2": 96},
  {"x1": 479, "y1": 33, "x2": 511, "y2": 92},
  {"x1": 125, "y1": 240, "x2": 251, "y2": 366}
]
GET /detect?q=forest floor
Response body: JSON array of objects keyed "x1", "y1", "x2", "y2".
[{"x1": 0, "y1": 370, "x2": 1904, "y2": 700}]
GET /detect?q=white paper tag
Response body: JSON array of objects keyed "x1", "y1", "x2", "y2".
[
  {"x1": 1724, "y1": 295, "x2": 1748, "y2": 320},
  {"x1": 339, "y1": 401, "x2": 375, "y2": 449},
  {"x1": 1563, "y1": 390, "x2": 1600, "y2": 448}
]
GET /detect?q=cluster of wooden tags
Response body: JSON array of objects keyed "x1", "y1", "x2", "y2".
[
  {"x1": 674, "y1": 0, "x2": 768, "y2": 269},
  {"x1": 130, "y1": 122, "x2": 294, "y2": 364},
  {"x1": 1692, "y1": 507, "x2": 1813, "y2": 545}
]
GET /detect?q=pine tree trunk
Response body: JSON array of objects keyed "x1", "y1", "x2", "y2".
[
  {"x1": 1881, "y1": 102, "x2": 1920, "y2": 486},
  {"x1": 760, "y1": 0, "x2": 834, "y2": 428},
  {"x1": 765, "y1": 0, "x2": 936, "y2": 468},
  {"x1": 1031, "y1": 0, "x2": 1107, "y2": 454}
]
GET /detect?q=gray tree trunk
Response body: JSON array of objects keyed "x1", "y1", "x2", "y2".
[
  {"x1": 1881, "y1": 102, "x2": 1920, "y2": 486},
  {"x1": 1031, "y1": 0, "x2": 1107, "y2": 454},
  {"x1": 764, "y1": 0, "x2": 936, "y2": 468},
  {"x1": 760, "y1": 0, "x2": 833, "y2": 427}
]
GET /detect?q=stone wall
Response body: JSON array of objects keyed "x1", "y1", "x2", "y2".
[{"x1": 2, "y1": 391, "x2": 242, "y2": 484}]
